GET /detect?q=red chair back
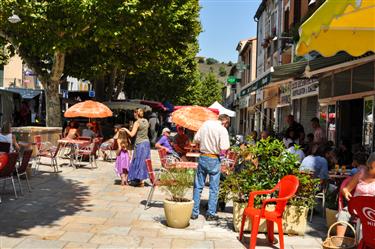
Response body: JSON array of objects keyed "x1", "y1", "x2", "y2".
[
  {"x1": 348, "y1": 196, "x2": 375, "y2": 249},
  {"x1": 145, "y1": 159, "x2": 156, "y2": 185},
  {"x1": 34, "y1": 135, "x2": 42, "y2": 150},
  {"x1": 338, "y1": 176, "x2": 353, "y2": 211},
  {"x1": 18, "y1": 149, "x2": 33, "y2": 174},
  {"x1": 0, "y1": 152, "x2": 19, "y2": 177},
  {"x1": 158, "y1": 149, "x2": 167, "y2": 167},
  {"x1": 275, "y1": 175, "x2": 300, "y2": 215},
  {"x1": 0, "y1": 153, "x2": 9, "y2": 171}
]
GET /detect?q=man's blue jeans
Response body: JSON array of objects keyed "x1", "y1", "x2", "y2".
[{"x1": 192, "y1": 155, "x2": 221, "y2": 216}]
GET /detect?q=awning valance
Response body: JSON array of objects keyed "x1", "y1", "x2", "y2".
[
  {"x1": 296, "y1": 0, "x2": 375, "y2": 57},
  {"x1": 240, "y1": 53, "x2": 360, "y2": 97}
]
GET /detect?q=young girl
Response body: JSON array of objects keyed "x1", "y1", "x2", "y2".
[
  {"x1": 115, "y1": 130, "x2": 131, "y2": 186},
  {"x1": 336, "y1": 152, "x2": 375, "y2": 237}
]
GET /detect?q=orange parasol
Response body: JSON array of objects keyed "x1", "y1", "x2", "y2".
[
  {"x1": 171, "y1": 106, "x2": 218, "y2": 131},
  {"x1": 64, "y1": 100, "x2": 113, "y2": 118}
]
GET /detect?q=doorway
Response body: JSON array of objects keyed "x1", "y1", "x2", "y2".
[{"x1": 337, "y1": 99, "x2": 363, "y2": 152}]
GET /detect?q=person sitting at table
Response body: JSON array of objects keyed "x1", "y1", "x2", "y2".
[
  {"x1": 82, "y1": 123, "x2": 97, "y2": 140},
  {"x1": 172, "y1": 126, "x2": 189, "y2": 157},
  {"x1": 0, "y1": 122, "x2": 20, "y2": 152},
  {"x1": 300, "y1": 145, "x2": 332, "y2": 184},
  {"x1": 336, "y1": 151, "x2": 375, "y2": 237},
  {"x1": 65, "y1": 121, "x2": 80, "y2": 139},
  {"x1": 349, "y1": 151, "x2": 368, "y2": 176},
  {"x1": 155, "y1": 128, "x2": 179, "y2": 159}
]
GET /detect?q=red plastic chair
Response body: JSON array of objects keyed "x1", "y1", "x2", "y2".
[
  {"x1": 16, "y1": 149, "x2": 33, "y2": 194},
  {"x1": 157, "y1": 148, "x2": 196, "y2": 169},
  {"x1": 348, "y1": 196, "x2": 375, "y2": 249},
  {"x1": 0, "y1": 153, "x2": 9, "y2": 171},
  {"x1": 144, "y1": 159, "x2": 169, "y2": 209},
  {"x1": 239, "y1": 175, "x2": 300, "y2": 249},
  {"x1": 76, "y1": 139, "x2": 100, "y2": 169},
  {"x1": 0, "y1": 152, "x2": 19, "y2": 203}
]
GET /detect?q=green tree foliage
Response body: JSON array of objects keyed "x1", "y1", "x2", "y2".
[
  {"x1": 0, "y1": 0, "x2": 201, "y2": 126},
  {"x1": 178, "y1": 71, "x2": 223, "y2": 106},
  {"x1": 206, "y1": 57, "x2": 219, "y2": 65}
]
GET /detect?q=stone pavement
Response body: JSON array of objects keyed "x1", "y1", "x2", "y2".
[{"x1": 0, "y1": 150, "x2": 327, "y2": 249}]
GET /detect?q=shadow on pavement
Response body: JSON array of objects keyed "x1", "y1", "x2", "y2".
[{"x1": 0, "y1": 172, "x2": 90, "y2": 238}]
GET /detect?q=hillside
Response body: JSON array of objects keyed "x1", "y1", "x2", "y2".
[{"x1": 196, "y1": 57, "x2": 233, "y2": 84}]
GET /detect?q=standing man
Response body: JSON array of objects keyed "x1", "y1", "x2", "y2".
[
  {"x1": 191, "y1": 114, "x2": 230, "y2": 221},
  {"x1": 148, "y1": 112, "x2": 159, "y2": 147},
  {"x1": 285, "y1": 114, "x2": 305, "y2": 144},
  {"x1": 311, "y1": 117, "x2": 326, "y2": 154}
]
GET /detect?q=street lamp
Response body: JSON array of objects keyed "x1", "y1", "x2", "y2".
[{"x1": 8, "y1": 11, "x2": 21, "y2": 23}]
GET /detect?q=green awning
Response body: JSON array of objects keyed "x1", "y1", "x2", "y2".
[{"x1": 240, "y1": 52, "x2": 367, "y2": 97}]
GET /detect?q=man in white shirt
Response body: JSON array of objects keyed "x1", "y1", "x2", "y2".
[{"x1": 191, "y1": 114, "x2": 230, "y2": 221}]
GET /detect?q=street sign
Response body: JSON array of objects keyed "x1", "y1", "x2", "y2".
[
  {"x1": 227, "y1": 76, "x2": 239, "y2": 84},
  {"x1": 89, "y1": 90, "x2": 95, "y2": 98},
  {"x1": 62, "y1": 90, "x2": 69, "y2": 99}
]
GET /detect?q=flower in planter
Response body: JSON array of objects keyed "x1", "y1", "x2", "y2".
[{"x1": 159, "y1": 168, "x2": 195, "y2": 202}]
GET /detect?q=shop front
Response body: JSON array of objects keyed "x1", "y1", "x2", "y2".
[
  {"x1": 318, "y1": 61, "x2": 375, "y2": 152},
  {"x1": 276, "y1": 83, "x2": 292, "y2": 134},
  {"x1": 291, "y1": 78, "x2": 319, "y2": 136}
]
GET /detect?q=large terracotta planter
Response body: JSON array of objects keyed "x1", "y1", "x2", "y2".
[
  {"x1": 233, "y1": 202, "x2": 308, "y2": 235},
  {"x1": 325, "y1": 208, "x2": 338, "y2": 229},
  {"x1": 163, "y1": 199, "x2": 194, "y2": 229}
]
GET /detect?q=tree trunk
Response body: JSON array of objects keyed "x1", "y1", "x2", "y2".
[
  {"x1": 42, "y1": 51, "x2": 65, "y2": 127},
  {"x1": 44, "y1": 81, "x2": 62, "y2": 127}
]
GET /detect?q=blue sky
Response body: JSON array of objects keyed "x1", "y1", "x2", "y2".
[{"x1": 198, "y1": 0, "x2": 261, "y2": 62}]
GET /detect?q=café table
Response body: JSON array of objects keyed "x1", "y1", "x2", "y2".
[
  {"x1": 329, "y1": 171, "x2": 351, "y2": 186},
  {"x1": 58, "y1": 138, "x2": 91, "y2": 168}
]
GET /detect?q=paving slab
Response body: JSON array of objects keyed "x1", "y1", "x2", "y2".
[
  {"x1": 0, "y1": 150, "x2": 327, "y2": 249},
  {"x1": 59, "y1": 231, "x2": 94, "y2": 243}
]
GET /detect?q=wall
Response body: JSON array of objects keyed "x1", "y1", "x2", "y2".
[{"x1": 3, "y1": 54, "x2": 22, "y2": 88}]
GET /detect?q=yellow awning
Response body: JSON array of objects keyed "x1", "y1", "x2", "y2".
[{"x1": 296, "y1": 0, "x2": 375, "y2": 57}]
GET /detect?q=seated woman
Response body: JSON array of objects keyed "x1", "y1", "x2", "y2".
[
  {"x1": 336, "y1": 152, "x2": 375, "y2": 237},
  {"x1": 0, "y1": 122, "x2": 20, "y2": 152},
  {"x1": 155, "y1": 128, "x2": 179, "y2": 159},
  {"x1": 65, "y1": 121, "x2": 80, "y2": 139}
]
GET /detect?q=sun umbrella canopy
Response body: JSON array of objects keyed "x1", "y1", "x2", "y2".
[
  {"x1": 296, "y1": 0, "x2": 375, "y2": 57},
  {"x1": 64, "y1": 100, "x2": 113, "y2": 118},
  {"x1": 171, "y1": 106, "x2": 219, "y2": 131}
]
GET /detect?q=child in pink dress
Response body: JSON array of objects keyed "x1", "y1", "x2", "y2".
[{"x1": 115, "y1": 130, "x2": 131, "y2": 186}]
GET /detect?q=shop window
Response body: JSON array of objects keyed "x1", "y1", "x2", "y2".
[
  {"x1": 319, "y1": 76, "x2": 333, "y2": 99},
  {"x1": 352, "y1": 62, "x2": 374, "y2": 93},
  {"x1": 333, "y1": 70, "x2": 351, "y2": 96}
]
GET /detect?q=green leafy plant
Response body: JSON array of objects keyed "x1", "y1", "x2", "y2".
[
  {"x1": 220, "y1": 138, "x2": 318, "y2": 210},
  {"x1": 160, "y1": 169, "x2": 195, "y2": 202}
]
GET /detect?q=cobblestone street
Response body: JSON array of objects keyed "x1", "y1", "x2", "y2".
[{"x1": 0, "y1": 150, "x2": 326, "y2": 249}]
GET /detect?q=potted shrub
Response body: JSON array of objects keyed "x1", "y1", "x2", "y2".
[
  {"x1": 160, "y1": 168, "x2": 195, "y2": 229},
  {"x1": 325, "y1": 187, "x2": 339, "y2": 228},
  {"x1": 220, "y1": 138, "x2": 318, "y2": 235}
]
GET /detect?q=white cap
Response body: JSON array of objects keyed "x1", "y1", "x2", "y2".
[{"x1": 162, "y1": 128, "x2": 171, "y2": 133}]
